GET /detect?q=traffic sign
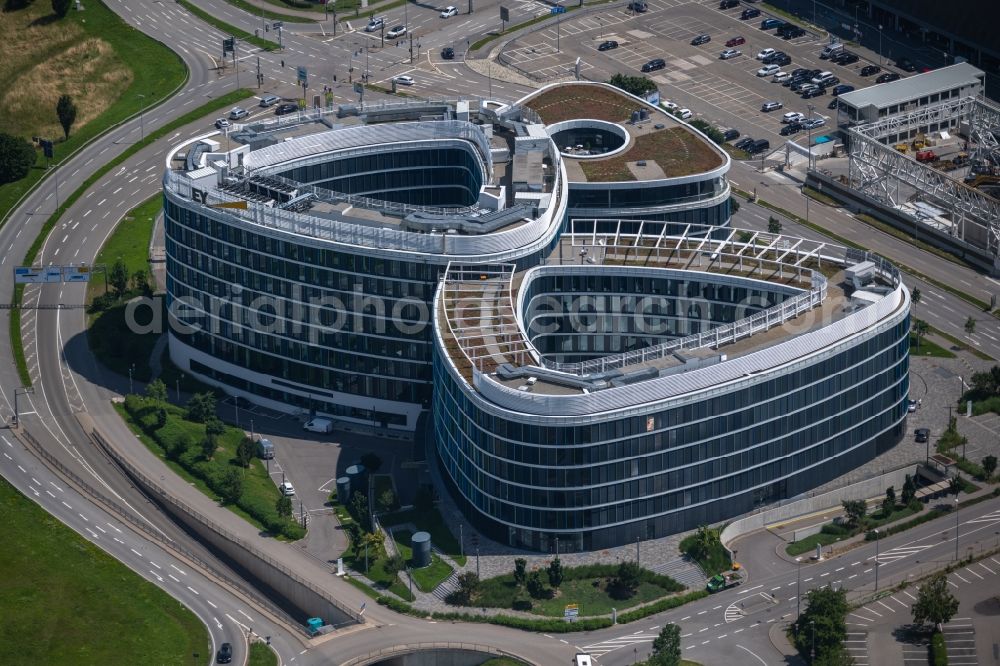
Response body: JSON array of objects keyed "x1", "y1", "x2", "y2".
[
  {"x1": 564, "y1": 603, "x2": 578, "y2": 618},
  {"x1": 14, "y1": 266, "x2": 62, "y2": 284},
  {"x1": 62, "y1": 265, "x2": 92, "y2": 282},
  {"x1": 297, "y1": 65, "x2": 308, "y2": 86}
]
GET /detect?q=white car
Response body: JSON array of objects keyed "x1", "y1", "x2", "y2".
[
  {"x1": 386, "y1": 24, "x2": 407, "y2": 38},
  {"x1": 228, "y1": 106, "x2": 248, "y2": 120},
  {"x1": 365, "y1": 17, "x2": 384, "y2": 32},
  {"x1": 756, "y1": 48, "x2": 776, "y2": 60},
  {"x1": 757, "y1": 64, "x2": 780, "y2": 77},
  {"x1": 772, "y1": 71, "x2": 790, "y2": 82},
  {"x1": 802, "y1": 117, "x2": 826, "y2": 129},
  {"x1": 440, "y1": 5, "x2": 457, "y2": 17},
  {"x1": 393, "y1": 75, "x2": 415, "y2": 86},
  {"x1": 677, "y1": 108, "x2": 692, "y2": 120},
  {"x1": 214, "y1": 118, "x2": 231, "y2": 129},
  {"x1": 279, "y1": 482, "x2": 296, "y2": 497},
  {"x1": 719, "y1": 48, "x2": 741, "y2": 59},
  {"x1": 661, "y1": 101, "x2": 679, "y2": 111},
  {"x1": 782, "y1": 111, "x2": 805, "y2": 123}
]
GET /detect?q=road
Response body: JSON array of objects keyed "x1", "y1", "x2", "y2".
[{"x1": 1, "y1": 0, "x2": 999, "y2": 663}]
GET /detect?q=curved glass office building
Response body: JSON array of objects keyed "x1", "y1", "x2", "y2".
[{"x1": 433, "y1": 225, "x2": 910, "y2": 551}]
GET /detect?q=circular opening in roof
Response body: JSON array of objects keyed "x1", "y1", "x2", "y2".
[{"x1": 547, "y1": 119, "x2": 629, "y2": 160}]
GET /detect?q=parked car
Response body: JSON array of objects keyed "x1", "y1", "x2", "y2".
[
  {"x1": 440, "y1": 5, "x2": 457, "y2": 17},
  {"x1": 275, "y1": 102, "x2": 298, "y2": 115},
  {"x1": 773, "y1": 71, "x2": 791, "y2": 82},
  {"x1": 719, "y1": 0, "x2": 739, "y2": 7},
  {"x1": 757, "y1": 48, "x2": 776, "y2": 60},
  {"x1": 779, "y1": 25, "x2": 806, "y2": 38},
  {"x1": 228, "y1": 106, "x2": 248, "y2": 120},
  {"x1": 831, "y1": 84, "x2": 855, "y2": 96},
  {"x1": 387, "y1": 24, "x2": 407, "y2": 38},
  {"x1": 734, "y1": 137, "x2": 755, "y2": 150},
  {"x1": 895, "y1": 57, "x2": 917, "y2": 72},
  {"x1": 791, "y1": 81, "x2": 816, "y2": 93},
  {"x1": 393, "y1": 75, "x2": 414, "y2": 85},
  {"x1": 365, "y1": 16, "x2": 384, "y2": 32},
  {"x1": 627, "y1": 0, "x2": 648, "y2": 11},
  {"x1": 802, "y1": 117, "x2": 826, "y2": 129},
  {"x1": 876, "y1": 72, "x2": 901, "y2": 83},
  {"x1": 760, "y1": 18, "x2": 784, "y2": 30},
  {"x1": 722, "y1": 128, "x2": 740, "y2": 141},
  {"x1": 217, "y1": 643, "x2": 233, "y2": 664},
  {"x1": 661, "y1": 100, "x2": 679, "y2": 111},
  {"x1": 441, "y1": 46, "x2": 455, "y2": 59},
  {"x1": 279, "y1": 481, "x2": 296, "y2": 497},
  {"x1": 598, "y1": 40, "x2": 619, "y2": 51},
  {"x1": 691, "y1": 34, "x2": 711, "y2": 46},
  {"x1": 914, "y1": 428, "x2": 930, "y2": 443},
  {"x1": 259, "y1": 95, "x2": 280, "y2": 107},
  {"x1": 801, "y1": 87, "x2": 826, "y2": 98},
  {"x1": 725, "y1": 36, "x2": 746, "y2": 47},
  {"x1": 782, "y1": 111, "x2": 805, "y2": 123},
  {"x1": 761, "y1": 50, "x2": 783, "y2": 64},
  {"x1": 303, "y1": 417, "x2": 333, "y2": 433},
  {"x1": 832, "y1": 51, "x2": 859, "y2": 65},
  {"x1": 677, "y1": 108, "x2": 693, "y2": 119},
  {"x1": 772, "y1": 53, "x2": 791, "y2": 66},
  {"x1": 757, "y1": 64, "x2": 780, "y2": 77},
  {"x1": 780, "y1": 122, "x2": 802, "y2": 136},
  {"x1": 860, "y1": 64, "x2": 881, "y2": 76},
  {"x1": 719, "y1": 48, "x2": 741, "y2": 59},
  {"x1": 827, "y1": 98, "x2": 839, "y2": 109},
  {"x1": 214, "y1": 118, "x2": 230, "y2": 129},
  {"x1": 748, "y1": 138, "x2": 771, "y2": 154},
  {"x1": 641, "y1": 58, "x2": 666, "y2": 72},
  {"x1": 761, "y1": 100, "x2": 783, "y2": 111},
  {"x1": 740, "y1": 7, "x2": 761, "y2": 19}
]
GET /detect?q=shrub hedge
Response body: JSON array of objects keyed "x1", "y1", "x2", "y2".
[{"x1": 931, "y1": 631, "x2": 947, "y2": 666}]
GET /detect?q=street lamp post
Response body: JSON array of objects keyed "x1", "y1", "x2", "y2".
[
  {"x1": 810, "y1": 620, "x2": 816, "y2": 664},
  {"x1": 796, "y1": 556, "x2": 802, "y2": 619},
  {"x1": 129, "y1": 363, "x2": 135, "y2": 395},
  {"x1": 955, "y1": 496, "x2": 960, "y2": 560},
  {"x1": 878, "y1": 25, "x2": 883, "y2": 65},
  {"x1": 873, "y1": 528, "x2": 879, "y2": 590},
  {"x1": 13, "y1": 387, "x2": 34, "y2": 427}
]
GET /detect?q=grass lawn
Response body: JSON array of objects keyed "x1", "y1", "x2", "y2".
[
  {"x1": 382, "y1": 507, "x2": 467, "y2": 566},
  {"x1": 177, "y1": 0, "x2": 278, "y2": 51},
  {"x1": 910, "y1": 334, "x2": 956, "y2": 358},
  {"x1": 579, "y1": 127, "x2": 723, "y2": 181},
  {"x1": 87, "y1": 195, "x2": 159, "y2": 303},
  {"x1": 679, "y1": 529, "x2": 731, "y2": 576},
  {"x1": 222, "y1": 0, "x2": 318, "y2": 22},
  {"x1": 787, "y1": 504, "x2": 923, "y2": 556},
  {"x1": 0, "y1": 0, "x2": 186, "y2": 223},
  {"x1": 248, "y1": 642, "x2": 278, "y2": 666},
  {"x1": 803, "y1": 186, "x2": 839, "y2": 206},
  {"x1": 392, "y1": 530, "x2": 454, "y2": 592},
  {"x1": 0, "y1": 477, "x2": 209, "y2": 665},
  {"x1": 339, "y1": 538, "x2": 414, "y2": 601},
  {"x1": 258, "y1": 0, "x2": 360, "y2": 13}
]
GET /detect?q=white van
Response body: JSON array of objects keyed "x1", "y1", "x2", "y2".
[
  {"x1": 820, "y1": 42, "x2": 844, "y2": 59},
  {"x1": 811, "y1": 70, "x2": 834, "y2": 85},
  {"x1": 256, "y1": 437, "x2": 275, "y2": 460},
  {"x1": 303, "y1": 417, "x2": 333, "y2": 433}
]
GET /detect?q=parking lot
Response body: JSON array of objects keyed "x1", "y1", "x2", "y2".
[{"x1": 502, "y1": 0, "x2": 909, "y2": 146}]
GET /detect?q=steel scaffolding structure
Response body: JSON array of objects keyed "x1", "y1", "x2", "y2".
[{"x1": 847, "y1": 95, "x2": 1000, "y2": 257}]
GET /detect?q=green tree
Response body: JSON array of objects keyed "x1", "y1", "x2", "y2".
[
  {"x1": 109, "y1": 257, "x2": 129, "y2": 298},
  {"x1": 614, "y1": 560, "x2": 642, "y2": 597},
  {"x1": 350, "y1": 491, "x2": 370, "y2": 530},
  {"x1": 201, "y1": 433, "x2": 216, "y2": 460},
  {"x1": 791, "y1": 586, "x2": 849, "y2": 664},
  {"x1": 767, "y1": 216, "x2": 782, "y2": 235},
  {"x1": 235, "y1": 436, "x2": 253, "y2": 468},
  {"x1": 983, "y1": 455, "x2": 998, "y2": 479},
  {"x1": 185, "y1": 391, "x2": 216, "y2": 422},
  {"x1": 52, "y1": 0, "x2": 71, "y2": 18},
  {"x1": 885, "y1": 485, "x2": 896, "y2": 506},
  {"x1": 219, "y1": 467, "x2": 244, "y2": 504},
  {"x1": 131, "y1": 269, "x2": 151, "y2": 296},
  {"x1": 901, "y1": 474, "x2": 917, "y2": 506},
  {"x1": 360, "y1": 452, "x2": 383, "y2": 473},
  {"x1": 513, "y1": 557, "x2": 527, "y2": 587},
  {"x1": 155, "y1": 407, "x2": 168, "y2": 429},
  {"x1": 881, "y1": 496, "x2": 895, "y2": 518},
  {"x1": 649, "y1": 623, "x2": 681, "y2": 666},
  {"x1": 912, "y1": 318, "x2": 929, "y2": 349},
  {"x1": 526, "y1": 570, "x2": 547, "y2": 599},
  {"x1": 606, "y1": 73, "x2": 657, "y2": 96},
  {"x1": 0, "y1": 133, "x2": 36, "y2": 185},
  {"x1": 912, "y1": 573, "x2": 959, "y2": 630},
  {"x1": 454, "y1": 571, "x2": 480, "y2": 604},
  {"x1": 145, "y1": 378, "x2": 168, "y2": 403},
  {"x1": 205, "y1": 417, "x2": 225, "y2": 440},
  {"x1": 547, "y1": 556, "x2": 564, "y2": 588},
  {"x1": 377, "y1": 488, "x2": 395, "y2": 514},
  {"x1": 384, "y1": 553, "x2": 405, "y2": 577},
  {"x1": 276, "y1": 494, "x2": 293, "y2": 519},
  {"x1": 841, "y1": 499, "x2": 867, "y2": 527},
  {"x1": 949, "y1": 476, "x2": 962, "y2": 496},
  {"x1": 965, "y1": 316, "x2": 977, "y2": 335},
  {"x1": 56, "y1": 94, "x2": 77, "y2": 140},
  {"x1": 730, "y1": 196, "x2": 741, "y2": 213}
]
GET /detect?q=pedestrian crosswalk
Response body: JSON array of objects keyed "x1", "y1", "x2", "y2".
[
  {"x1": 582, "y1": 631, "x2": 658, "y2": 658},
  {"x1": 874, "y1": 543, "x2": 935, "y2": 565}
]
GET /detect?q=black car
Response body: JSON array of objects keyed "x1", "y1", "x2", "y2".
[
  {"x1": 779, "y1": 122, "x2": 801, "y2": 136},
  {"x1": 627, "y1": 0, "x2": 647, "y2": 12},
  {"x1": 691, "y1": 34, "x2": 711, "y2": 46},
  {"x1": 740, "y1": 7, "x2": 761, "y2": 19},
  {"x1": 719, "y1": 0, "x2": 739, "y2": 8},
  {"x1": 747, "y1": 138, "x2": 770, "y2": 154},
  {"x1": 895, "y1": 57, "x2": 917, "y2": 72},
  {"x1": 598, "y1": 40, "x2": 618, "y2": 51},
  {"x1": 772, "y1": 53, "x2": 792, "y2": 66},
  {"x1": 779, "y1": 25, "x2": 806, "y2": 39},
  {"x1": 860, "y1": 64, "x2": 881, "y2": 76},
  {"x1": 801, "y1": 87, "x2": 826, "y2": 98},
  {"x1": 833, "y1": 51, "x2": 859, "y2": 65},
  {"x1": 734, "y1": 137, "x2": 755, "y2": 150},
  {"x1": 914, "y1": 428, "x2": 930, "y2": 443},
  {"x1": 441, "y1": 46, "x2": 455, "y2": 59},
  {"x1": 274, "y1": 103, "x2": 298, "y2": 115},
  {"x1": 641, "y1": 58, "x2": 666, "y2": 72},
  {"x1": 217, "y1": 643, "x2": 233, "y2": 664},
  {"x1": 876, "y1": 71, "x2": 901, "y2": 83},
  {"x1": 831, "y1": 83, "x2": 855, "y2": 96},
  {"x1": 762, "y1": 50, "x2": 785, "y2": 64},
  {"x1": 722, "y1": 128, "x2": 740, "y2": 141}
]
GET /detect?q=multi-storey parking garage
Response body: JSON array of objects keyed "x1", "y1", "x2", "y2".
[{"x1": 434, "y1": 224, "x2": 910, "y2": 551}]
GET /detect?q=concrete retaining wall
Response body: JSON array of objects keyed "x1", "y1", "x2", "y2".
[{"x1": 720, "y1": 465, "x2": 918, "y2": 548}]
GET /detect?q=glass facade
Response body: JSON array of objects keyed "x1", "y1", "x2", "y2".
[{"x1": 434, "y1": 314, "x2": 910, "y2": 552}]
